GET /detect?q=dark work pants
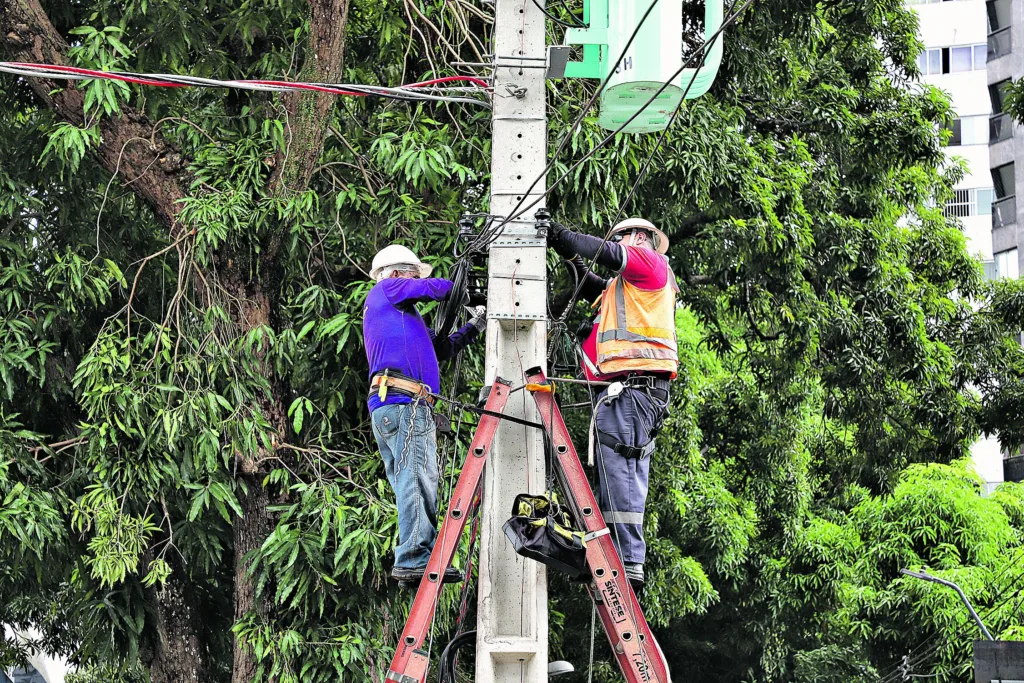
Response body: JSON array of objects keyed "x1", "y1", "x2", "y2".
[{"x1": 593, "y1": 385, "x2": 667, "y2": 565}]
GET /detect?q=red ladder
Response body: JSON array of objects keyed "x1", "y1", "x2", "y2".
[
  {"x1": 386, "y1": 379, "x2": 512, "y2": 683},
  {"x1": 525, "y1": 366, "x2": 672, "y2": 683}
]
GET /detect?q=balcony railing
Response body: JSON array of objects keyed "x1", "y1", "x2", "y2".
[
  {"x1": 991, "y1": 112, "x2": 1014, "y2": 142},
  {"x1": 993, "y1": 194, "x2": 1017, "y2": 229},
  {"x1": 989, "y1": 26, "x2": 1013, "y2": 61}
]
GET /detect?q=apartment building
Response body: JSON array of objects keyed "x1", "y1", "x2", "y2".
[
  {"x1": 910, "y1": 0, "x2": 1004, "y2": 491},
  {"x1": 989, "y1": 0, "x2": 1022, "y2": 275}
]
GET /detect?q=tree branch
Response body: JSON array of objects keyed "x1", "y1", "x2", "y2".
[
  {"x1": 0, "y1": 0, "x2": 193, "y2": 234},
  {"x1": 744, "y1": 281, "x2": 783, "y2": 342}
]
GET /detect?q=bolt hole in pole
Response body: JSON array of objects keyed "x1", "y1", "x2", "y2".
[
  {"x1": 900, "y1": 568, "x2": 994, "y2": 640},
  {"x1": 474, "y1": 446, "x2": 484, "y2": 456},
  {"x1": 557, "y1": 445, "x2": 567, "y2": 454}
]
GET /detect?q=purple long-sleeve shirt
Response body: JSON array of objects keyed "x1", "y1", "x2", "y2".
[{"x1": 363, "y1": 277, "x2": 480, "y2": 413}]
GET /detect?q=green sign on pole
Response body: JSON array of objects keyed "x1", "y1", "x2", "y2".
[{"x1": 562, "y1": 0, "x2": 724, "y2": 133}]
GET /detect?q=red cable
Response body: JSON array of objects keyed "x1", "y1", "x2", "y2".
[
  {"x1": 9, "y1": 62, "x2": 186, "y2": 88},
  {"x1": 404, "y1": 75, "x2": 491, "y2": 89}
]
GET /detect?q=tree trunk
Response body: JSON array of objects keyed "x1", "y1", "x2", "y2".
[
  {"x1": 270, "y1": 0, "x2": 351, "y2": 194},
  {"x1": 149, "y1": 565, "x2": 209, "y2": 683},
  {"x1": 230, "y1": 4, "x2": 350, "y2": 680},
  {"x1": 231, "y1": 472, "x2": 271, "y2": 683}
]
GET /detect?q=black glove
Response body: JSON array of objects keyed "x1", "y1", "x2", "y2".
[{"x1": 547, "y1": 221, "x2": 575, "y2": 260}]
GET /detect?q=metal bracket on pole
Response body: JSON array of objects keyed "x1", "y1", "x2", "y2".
[{"x1": 900, "y1": 568, "x2": 995, "y2": 641}]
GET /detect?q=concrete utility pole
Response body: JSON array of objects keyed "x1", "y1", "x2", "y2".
[{"x1": 476, "y1": 0, "x2": 549, "y2": 680}]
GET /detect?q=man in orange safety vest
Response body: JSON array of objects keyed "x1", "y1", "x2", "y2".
[{"x1": 547, "y1": 217, "x2": 678, "y2": 589}]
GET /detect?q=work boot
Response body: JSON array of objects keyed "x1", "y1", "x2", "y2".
[
  {"x1": 624, "y1": 563, "x2": 645, "y2": 591},
  {"x1": 393, "y1": 566, "x2": 464, "y2": 590}
]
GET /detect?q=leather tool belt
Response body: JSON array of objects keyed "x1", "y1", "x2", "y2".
[{"x1": 369, "y1": 371, "x2": 436, "y2": 407}]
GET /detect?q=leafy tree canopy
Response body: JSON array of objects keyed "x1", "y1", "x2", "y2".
[{"x1": 2, "y1": 0, "x2": 1024, "y2": 681}]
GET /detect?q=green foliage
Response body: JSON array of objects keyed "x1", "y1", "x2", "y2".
[{"x1": 2, "y1": 0, "x2": 1024, "y2": 681}]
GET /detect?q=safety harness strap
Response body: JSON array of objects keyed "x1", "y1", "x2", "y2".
[{"x1": 597, "y1": 432, "x2": 656, "y2": 460}]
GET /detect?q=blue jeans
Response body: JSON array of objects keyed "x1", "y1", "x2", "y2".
[{"x1": 372, "y1": 402, "x2": 439, "y2": 570}]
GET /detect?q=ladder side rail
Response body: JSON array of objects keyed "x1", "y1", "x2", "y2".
[
  {"x1": 387, "y1": 379, "x2": 513, "y2": 683},
  {"x1": 524, "y1": 366, "x2": 671, "y2": 683}
]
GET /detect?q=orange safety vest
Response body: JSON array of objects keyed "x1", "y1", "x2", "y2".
[{"x1": 593, "y1": 257, "x2": 679, "y2": 377}]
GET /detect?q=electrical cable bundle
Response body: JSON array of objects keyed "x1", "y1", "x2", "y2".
[
  {"x1": 468, "y1": 0, "x2": 756, "y2": 267},
  {"x1": 433, "y1": 257, "x2": 471, "y2": 338},
  {"x1": 0, "y1": 62, "x2": 492, "y2": 107},
  {"x1": 437, "y1": 630, "x2": 476, "y2": 683}
]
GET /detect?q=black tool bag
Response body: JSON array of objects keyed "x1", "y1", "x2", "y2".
[{"x1": 502, "y1": 493, "x2": 588, "y2": 579}]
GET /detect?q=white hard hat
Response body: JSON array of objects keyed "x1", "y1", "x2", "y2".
[
  {"x1": 370, "y1": 244, "x2": 433, "y2": 281},
  {"x1": 610, "y1": 218, "x2": 669, "y2": 255}
]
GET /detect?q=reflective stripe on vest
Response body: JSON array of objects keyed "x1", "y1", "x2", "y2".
[{"x1": 595, "y1": 257, "x2": 679, "y2": 376}]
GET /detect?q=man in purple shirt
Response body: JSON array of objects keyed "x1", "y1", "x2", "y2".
[{"x1": 363, "y1": 244, "x2": 486, "y2": 588}]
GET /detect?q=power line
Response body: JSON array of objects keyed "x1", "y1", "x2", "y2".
[
  {"x1": 500, "y1": 0, "x2": 755, "y2": 249},
  {"x1": 461, "y1": 0, "x2": 667, "y2": 255},
  {"x1": 533, "y1": 0, "x2": 585, "y2": 28},
  {"x1": 0, "y1": 63, "x2": 492, "y2": 107}
]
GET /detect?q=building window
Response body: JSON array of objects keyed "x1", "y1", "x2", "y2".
[
  {"x1": 990, "y1": 79, "x2": 1012, "y2": 113},
  {"x1": 991, "y1": 112, "x2": 1014, "y2": 143},
  {"x1": 945, "y1": 115, "x2": 989, "y2": 145},
  {"x1": 919, "y1": 48, "x2": 943, "y2": 74},
  {"x1": 988, "y1": 0, "x2": 1012, "y2": 32},
  {"x1": 919, "y1": 45, "x2": 988, "y2": 74},
  {"x1": 943, "y1": 188, "x2": 996, "y2": 217},
  {"x1": 978, "y1": 188, "x2": 995, "y2": 214},
  {"x1": 995, "y1": 249, "x2": 1019, "y2": 278},
  {"x1": 950, "y1": 46, "x2": 975, "y2": 71},
  {"x1": 993, "y1": 162, "x2": 1015, "y2": 198},
  {"x1": 7, "y1": 668, "x2": 47, "y2": 683}
]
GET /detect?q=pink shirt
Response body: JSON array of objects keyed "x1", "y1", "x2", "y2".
[{"x1": 580, "y1": 247, "x2": 670, "y2": 381}]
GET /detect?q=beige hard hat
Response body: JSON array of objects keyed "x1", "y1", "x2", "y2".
[
  {"x1": 370, "y1": 244, "x2": 433, "y2": 281},
  {"x1": 609, "y1": 218, "x2": 669, "y2": 255}
]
